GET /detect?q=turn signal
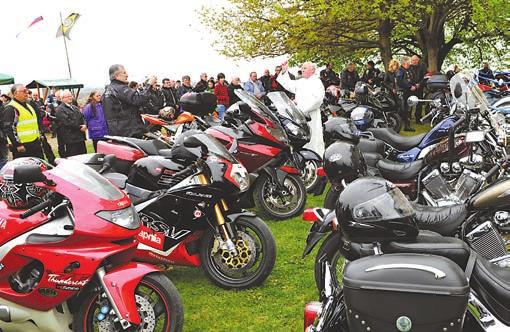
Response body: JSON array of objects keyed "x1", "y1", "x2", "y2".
[
  {"x1": 304, "y1": 301, "x2": 321, "y2": 331},
  {"x1": 302, "y1": 208, "x2": 319, "y2": 223}
]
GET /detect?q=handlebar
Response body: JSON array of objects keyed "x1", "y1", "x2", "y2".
[
  {"x1": 20, "y1": 199, "x2": 53, "y2": 219},
  {"x1": 420, "y1": 110, "x2": 436, "y2": 123}
]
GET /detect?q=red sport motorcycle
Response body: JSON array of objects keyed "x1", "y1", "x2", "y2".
[{"x1": 0, "y1": 158, "x2": 183, "y2": 332}]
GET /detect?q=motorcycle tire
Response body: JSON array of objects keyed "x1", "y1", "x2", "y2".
[
  {"x1": 253, "y1": 173, "x2": 306, "y2": 220},
  {"x1": 324, "y1": 185, "x2": 342, "y2": 210},
  {"x1": 385, "y1": 112, "x2": 403, "y2": 133},
  {"x1": 302, "y1": 160, "x2": 320, "y2": 194},
  {"x1": 200, "y1": 215, "x2": 276, "y2": 290},
  {"x1": 314, "y1": 232, "x2": 346, "y2": 296},
  {"x1": 74, "y1": 273, "x2": 184, "y2": 332}
]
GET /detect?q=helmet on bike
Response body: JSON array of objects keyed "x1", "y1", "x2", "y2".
[
  {"x1": 158, "y1": 106, "x2": 175, "y2": 120},
  {"x1": 0, "y1": 158, "x2": 52, "y2": 209},
  {"x1": 323, "y1": 117, "x2": 360, "y2": 146},
  {"x1": 350, "y1": 106, "x2": 374, "y2": 131},
  {"x1": 335, "y1": 177, "x2": 418, "y2": 243},
  {"x1": 323, "y1": 141, "x2": 366, "y2": 184}
]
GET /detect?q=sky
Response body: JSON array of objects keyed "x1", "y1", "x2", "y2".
[{"x1": 1, "y1": 0, "x2": 287, "y2": 88}]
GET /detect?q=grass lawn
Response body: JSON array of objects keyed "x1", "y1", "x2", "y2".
[{"x1": 166, "y1": 192, "x2": 326, "y2": 332}]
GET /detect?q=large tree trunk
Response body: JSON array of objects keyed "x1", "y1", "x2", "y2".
[{"x1": 378, "y1": 19, "x2": 393, "y2": 69}]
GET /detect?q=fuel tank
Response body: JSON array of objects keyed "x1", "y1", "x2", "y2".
[
  {"x1": 470, "y1": 179, "x2": 510, "y2": 210},
  {"x1": 128, "y1": 156, "x2": 186, "y2": 191}
]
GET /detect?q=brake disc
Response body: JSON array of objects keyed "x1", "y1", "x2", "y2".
[{"x1": 213, "y1": 232, "x2": 257, "y2": 272}]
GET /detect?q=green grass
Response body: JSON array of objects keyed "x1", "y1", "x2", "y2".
[{"x1": 166, "y1": 192, "x2": 326, "y2": 332}]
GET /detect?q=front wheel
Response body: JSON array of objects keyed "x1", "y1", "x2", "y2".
[
  {"x1": 324, "y1": 185, "x2": 342, "y2": 210},
  {"x1": 200, "y1": 216, "x2": 276, "y2": 289},
  {"x1": 314, "y1": 232, "x2": 346, "y2": 295},
  {"x1": 253, "y1": 173, "x2": 306, "y2": 220},
  {"x1": 302, "y1": 160, "x2": 321, "y2": 193},
  {"x1": 75, "y1": 273, "x2": 184, "y2": 332}
]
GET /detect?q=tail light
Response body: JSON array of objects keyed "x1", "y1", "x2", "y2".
[
  {"x1": 303, "y1": 208, "x2": 319, "y2": 223},
  {"x1": 316, "y1": 167, "x2": 326, "y2": 177},
  {"x1": 304, "y1": 301, "x2": 321, "y2": 331}
]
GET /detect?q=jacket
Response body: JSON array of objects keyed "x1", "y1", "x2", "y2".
[
  {"x1": 102, "y1": 79, "x2": 150, "y2": 138},
  {"x1": 243, "y1": 80, "x2": 266, "y2": 97},
  {"x1": 193, "y1": 80, "x2": 208, "y2": 93},
  {"x1": 260, "y1": 75, "x2": 271, "y2": 92},
  {"x1": 2, "y1": 98, "x2": 42, "y2": 148},
  {"x1": 177, "y1": 85, "x2": 193, "y2": 99},
  {"x1": 395, "y1": 66, "x2": 414, "y2": 92},
  {"x1": 409, "y1": 63, "x2": 427, "y2": 87},
  {"x1": 82, "y1": 102, "x2": 108, "y2": 139},
  {"x1": 144, "y1": 89, "x2": 165, "y2": 115},
  {"x1": 361, "y1": 68, "x2": 381, "y2": 85},
  {"x1": 277, "y1": 71, "x2": 325, "y2": 156},
  {"x1": 55, "y1": 102, "x2": 86, "y2": 144},
  {"x1": 161, "y1": 87, "x2": 178, "y2": 109},
  {"x1": 227, "y1": 83, "x2": 243, "y2": 104},
  {"x1": 214, "y1": 82, "x2": 230, "y2": 106},
  {"x1": 340, "y1": 70, "x2": 360, "y2": 91}
]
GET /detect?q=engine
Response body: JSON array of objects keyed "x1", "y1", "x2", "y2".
[{"x1": 421, "y1": 164, "x2": 485, "y2": 206}]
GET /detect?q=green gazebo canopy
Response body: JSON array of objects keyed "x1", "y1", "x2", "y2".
[{"x1": 0, "y1": 73, "x2": 14, "y2": 85}]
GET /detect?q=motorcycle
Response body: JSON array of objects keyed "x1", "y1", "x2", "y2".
[
  {"x1": 0, "y1": 158, "x2": 183, "y2": 332},
  {"x1": 205, "y1": 90, "x2": 307, "y2": 220},
  {"x1": 73, "y1": 131, "x2": 277, "y2": 290},
  {"x1": 265, "y1": 91, "x2": 326, "y2": 194},
  {"x1": 303, "y1": 180, "x2": 510, "y2": 331},
  {"x1": 323, "y1": 71, "x2": 508, "y2": 209}
]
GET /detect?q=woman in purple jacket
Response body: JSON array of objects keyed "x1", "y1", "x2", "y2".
[{"x1": 82, "y1": 91, "x2": 108, "y2": 151}]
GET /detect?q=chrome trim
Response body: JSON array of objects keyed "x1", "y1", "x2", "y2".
[
  {"x1": 365, "y1": 263, "x2": 446, "y2": 279},
  {"x1": 468, "y1": 292, "x2": 509, "y2": 331}
]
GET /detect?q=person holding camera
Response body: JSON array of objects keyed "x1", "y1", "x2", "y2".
[{"x1": 102, "y1": 64, "x2": 155, "y2": 138}]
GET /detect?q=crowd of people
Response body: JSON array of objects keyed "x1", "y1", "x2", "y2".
[{"x1": 0, "y1": 58, "x2": 498, "y2": 168}]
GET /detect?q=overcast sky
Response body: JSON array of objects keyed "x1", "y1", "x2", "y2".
[{"x1": 1, "y1": 0, "x2": 287, "y2": 88}]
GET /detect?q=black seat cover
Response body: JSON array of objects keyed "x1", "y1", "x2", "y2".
[
  {"x1": 367, "y1": 127, "x2": 425, "y2": 151},
  {"x1": 122, "y1": 138, "x2": 169, "y2": 155},
  {"x1": 411, "y1": 203, "x2": 468, "y2": 236},
  {"x1": 362, "y1": 152, "x2": 383, "y2": 167},
  {"x1": 383, "y1": 232, "x2": 471, "y2": 269},
  {"x1": 376, "y1": 158, "x2": 424, "y2": 180},
  {"x1": 471, "y1": 254, "x2": 510, "y2": 325}
]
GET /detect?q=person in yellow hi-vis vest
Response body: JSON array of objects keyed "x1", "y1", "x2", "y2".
[{"x1": 2, "y1": 84, "x2": 44, "y2": 159}]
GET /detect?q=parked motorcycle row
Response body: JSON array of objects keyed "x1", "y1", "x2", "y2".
[
  {"x1": 1, "y1": 69, "x2": 509, "y2": 331},
  {"x1": 303, "y1": 71, "x2": 510, "y2": 331}
]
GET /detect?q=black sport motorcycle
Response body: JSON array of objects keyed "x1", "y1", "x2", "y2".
[{"x1": 71, "y1": 131, "x2": 277, "y2": 290}]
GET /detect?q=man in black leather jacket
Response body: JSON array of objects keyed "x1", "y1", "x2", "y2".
[
  {"x1": 396, "y1": 56, "x2": 417, "y2": 131},
  {"x1": 102, "y1": 64, "x2": 154, "y2": 138},
  {"x1": 340, "y1": 62, "x2": 360, "y2": 92},
  {"x1": 55, "y1": 90, "x2": 87, "y2": 157}
]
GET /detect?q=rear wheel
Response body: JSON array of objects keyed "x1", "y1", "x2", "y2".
[
  {"x1": 302, "y1": 160, "x2": 320, "y2": 193},
  {"x1": 253, "y1": 173, "x2": 306, "y2": 220},
  {"x1": 200, "y1": 216, "x2": 276, "y2": 289},
  {"x1": 75, "y1": 273, "x2": 183, "y2": 332}
]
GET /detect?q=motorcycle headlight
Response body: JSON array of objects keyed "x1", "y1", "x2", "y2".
[
  {"x1": 230, "y1": 163, "x2": 250, "y2": 192},
  {"x1": 96, "y1": 206, "x2": 140, "y2": 230}
]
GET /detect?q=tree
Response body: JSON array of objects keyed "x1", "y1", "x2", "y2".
[{"x1": 201, "y1": 0, "x2": 509, "y2": 71}]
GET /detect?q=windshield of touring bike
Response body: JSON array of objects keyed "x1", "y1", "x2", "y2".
[
  {"x1": 234, "y1": 89, "x2": 282, "y2": 126},
  {"x1": 267, "y1": 91, "x2": 308, "y2": 126}
]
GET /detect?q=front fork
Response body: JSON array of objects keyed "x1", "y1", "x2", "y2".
[{"x1": 198, "y1": 173, "x2": 238, "y2": 255}]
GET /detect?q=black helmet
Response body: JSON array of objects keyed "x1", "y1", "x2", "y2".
[
  {"x1": 323, "y1": 141, "x2": 366, "y2": 184},
  {"x1": 323, "y1": 117, "x2": 360, "y2": 146},
  {"x1": 335, "y1": 177, "x2": 418, "y2": 243},
  {"x1": 0, "y1": 157, "x2": 52, "y2": 209},
  {"x1": 179, "y1": 92, "x2": 217, "y2": 116}
]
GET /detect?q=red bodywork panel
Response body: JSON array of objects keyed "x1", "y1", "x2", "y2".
[
  {"x1": 97, "y1": 141, "x2": 146, "y2": 162},
  {"x1": 206, "y1": 127, "x2": 282, "y2": 172}
]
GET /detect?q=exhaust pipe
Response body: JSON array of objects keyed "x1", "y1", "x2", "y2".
[{"x1": 0, "y1": 305, "x2": 31, "y2": 322}]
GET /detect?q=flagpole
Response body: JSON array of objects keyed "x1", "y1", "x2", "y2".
[{"x1": 59, "y1": 12, "x2": 72, "y2": 79}]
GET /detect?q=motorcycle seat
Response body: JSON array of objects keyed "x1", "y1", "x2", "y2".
[
  {"x1": 471, "y1": 254, "x2": 510, "y2": 325},
  {"x1": 383, "y1": 232, "x2": 471, "y2": 270},
  {"x1": 362, "y1": 152, "x2": 383, "y2": 168},
  {"x1": 367, "y1": 127, "x2": 425, "y2": 151},
  {"x1": 376, "y1": 158, "x2": 424, "y2": 180},
  {"x1": 121, "y1": 137, "x2": 169, "y2": 156},
  {"x1": 411, "y1": 203, "x2": 468, "y2": 236}
]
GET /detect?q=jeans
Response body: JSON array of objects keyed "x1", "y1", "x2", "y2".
[{"x1": 217, "y1": 104, "x2": 226, "y2": 121}]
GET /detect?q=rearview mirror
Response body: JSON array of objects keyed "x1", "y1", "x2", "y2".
[
  {"x1": 454, "y1": 83, "x2": 463, "y2": 99},
  {"x1": 13, "y1": 165, "x2": 47, "y2": 184},
  {"x1": 407, "y1": 95, "x2": 419, "y2": 107}
]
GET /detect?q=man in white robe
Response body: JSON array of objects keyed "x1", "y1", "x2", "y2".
[{"x1": 277, "y1": 61, "x2": 326, "y2": 156}]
